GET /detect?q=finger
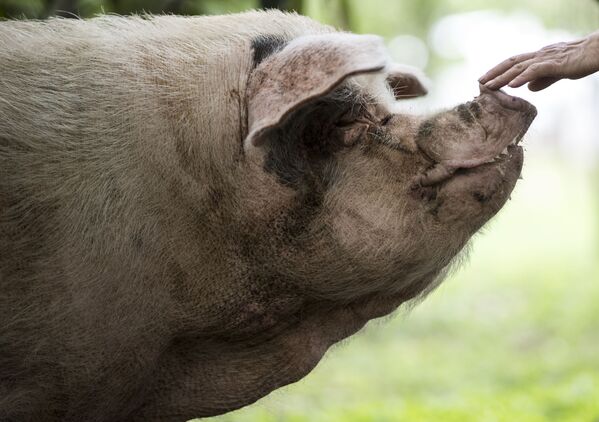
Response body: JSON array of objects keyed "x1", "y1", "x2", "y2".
[
  {"x1": 508, "y1": 61, "x2": 558, "y2": 88},
  {"x1": 478, "y1": 52, "x2": 536, "y2": 84},
  {"x1": 527, "y1": 76, "x2": 560, "y2": 91},
  {"x1": 483, "y1": 58, "x2": 537, "y2": 90}
]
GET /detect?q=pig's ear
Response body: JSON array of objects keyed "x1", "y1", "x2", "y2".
[
  {"x1": 245, "y1": 33, "x2": 388, "y2": 148},
  {"x1": 386, "y1": 64, "x2": 430, "y2": 100}
]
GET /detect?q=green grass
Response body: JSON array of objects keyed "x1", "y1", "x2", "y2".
[{"x1": 204, "y1": 156, "x2": 599, "y2": 422}]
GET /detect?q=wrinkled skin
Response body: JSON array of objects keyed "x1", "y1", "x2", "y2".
[
  {"x1": 413, "y1": 85, "x2": 535, "y2": 186},
  {"x1": 0, "y1": 12, "x2": 536, "y2": 422}
]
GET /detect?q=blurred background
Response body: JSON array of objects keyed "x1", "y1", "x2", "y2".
[{"x1": 2, "y1": 0, "x2": 598, "y2": 421}]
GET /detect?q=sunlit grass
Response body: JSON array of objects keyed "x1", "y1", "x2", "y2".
[{"x1": 205, "y1": 156, "x2": 599, "y2": 422}]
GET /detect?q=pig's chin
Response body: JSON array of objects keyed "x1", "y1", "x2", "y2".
[{"x1": 433, "y1": 144, "x2": 523, "y2": 223}]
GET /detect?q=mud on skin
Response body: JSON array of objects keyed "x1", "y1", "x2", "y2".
[{"x1": 0, "y1": 10, "x2": 536, "y2": 422}]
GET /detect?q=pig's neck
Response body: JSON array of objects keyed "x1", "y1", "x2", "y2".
[{"x1": 122, "y1": 15, "x2": 329, "y2": 335}]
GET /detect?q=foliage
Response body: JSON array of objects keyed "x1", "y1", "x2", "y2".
[
  {"x1": 0, "y1": 0, "x2": 259, "y2": 18},
  {"x1": 2, "y1": 0, "x2": 598, "y2": 36}
]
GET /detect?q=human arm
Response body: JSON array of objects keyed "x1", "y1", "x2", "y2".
[{"x1": 479, "y1": 30, "x2": 599, "y2": 91}]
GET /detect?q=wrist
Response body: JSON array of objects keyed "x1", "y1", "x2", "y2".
[
  {"x1": 585, "y1": 30, "x2": 599, "y2": 49},
  {"x1": 583, "y1": 30, "x2": 599, "y2": 71}
]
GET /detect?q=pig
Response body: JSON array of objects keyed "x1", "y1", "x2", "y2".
[{"x1": 0, "y1": 10, "x2": 536, "y2": 422}]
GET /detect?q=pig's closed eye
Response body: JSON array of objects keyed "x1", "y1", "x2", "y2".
[
  {"x1": 335, "y1": 113, "x2": 367, "y2": 128},
  {"x1": 334, "y1": 111, "x2": 372, "y2": 146},
  {"x1": 335, "y1": 105, "x2": 375, "y2": 128},
  {"x1": 337, "y1": 117, "x2": 371, "y2": 127}
]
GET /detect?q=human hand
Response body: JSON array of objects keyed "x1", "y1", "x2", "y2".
[{"x1": 479, "y1": 30, "x2": 599, "y2": 91}]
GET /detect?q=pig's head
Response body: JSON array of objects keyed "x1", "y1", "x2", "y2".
[
  {"x1": 238, "y1": 33, "x2": 535, "y2": 301},
  {"x1": 196, "y1": 32, "x2": 535, "y2": 416}
]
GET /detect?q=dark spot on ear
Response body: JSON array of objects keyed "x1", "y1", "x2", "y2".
[
  {"x1": 251, "y1": 34, "x2": 288, "y2": 68},
  {"x1": 457, "y1": 104, "x2": 474, "y2": 124},
  {"x1": 416, "y1": 120, "x2": 435, "y2": 141}
]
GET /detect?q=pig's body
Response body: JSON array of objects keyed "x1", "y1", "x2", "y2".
[
  {"x1": 0, "y1": 11, "x2": 536, "y2": 422},
  {"x1": 1, "y1": 13, "x2": 328, "y2": 421}
]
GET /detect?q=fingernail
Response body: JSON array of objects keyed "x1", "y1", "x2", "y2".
[{"x1": 484, "y1": 80, "x2": 496, "y2": 89}]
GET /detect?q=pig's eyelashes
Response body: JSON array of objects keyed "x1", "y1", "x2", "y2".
[{"x1": 335, "y1": 117, "x2": 373, "y2": 128}]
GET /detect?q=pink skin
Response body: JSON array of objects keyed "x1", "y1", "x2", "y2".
[
  {"x1": 414, "y1": 84, "x2": 537, "y2": 187},
  {"x1": 479, "y1": 30, "x2": 599, "y2": 91}
]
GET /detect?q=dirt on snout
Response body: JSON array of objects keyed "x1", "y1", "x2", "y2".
[{"x1": 415, "y1": 85, "x2": 537, "y2": 187}]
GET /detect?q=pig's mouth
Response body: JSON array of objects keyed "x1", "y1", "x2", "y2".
[
  {"x1": 414, "y1": 87, "x2": 536, "y2": 188},
  {"x1": 415, "y1": 135, "x2": 525, "y2": 187}
]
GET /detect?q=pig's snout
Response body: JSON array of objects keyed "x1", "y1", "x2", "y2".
[
  {"x1": 413, "y1": 83, "x2": 538, "y2": 188},
  {"x1": 478, "y1": 83, "x2": 537, "y2": 116}
]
